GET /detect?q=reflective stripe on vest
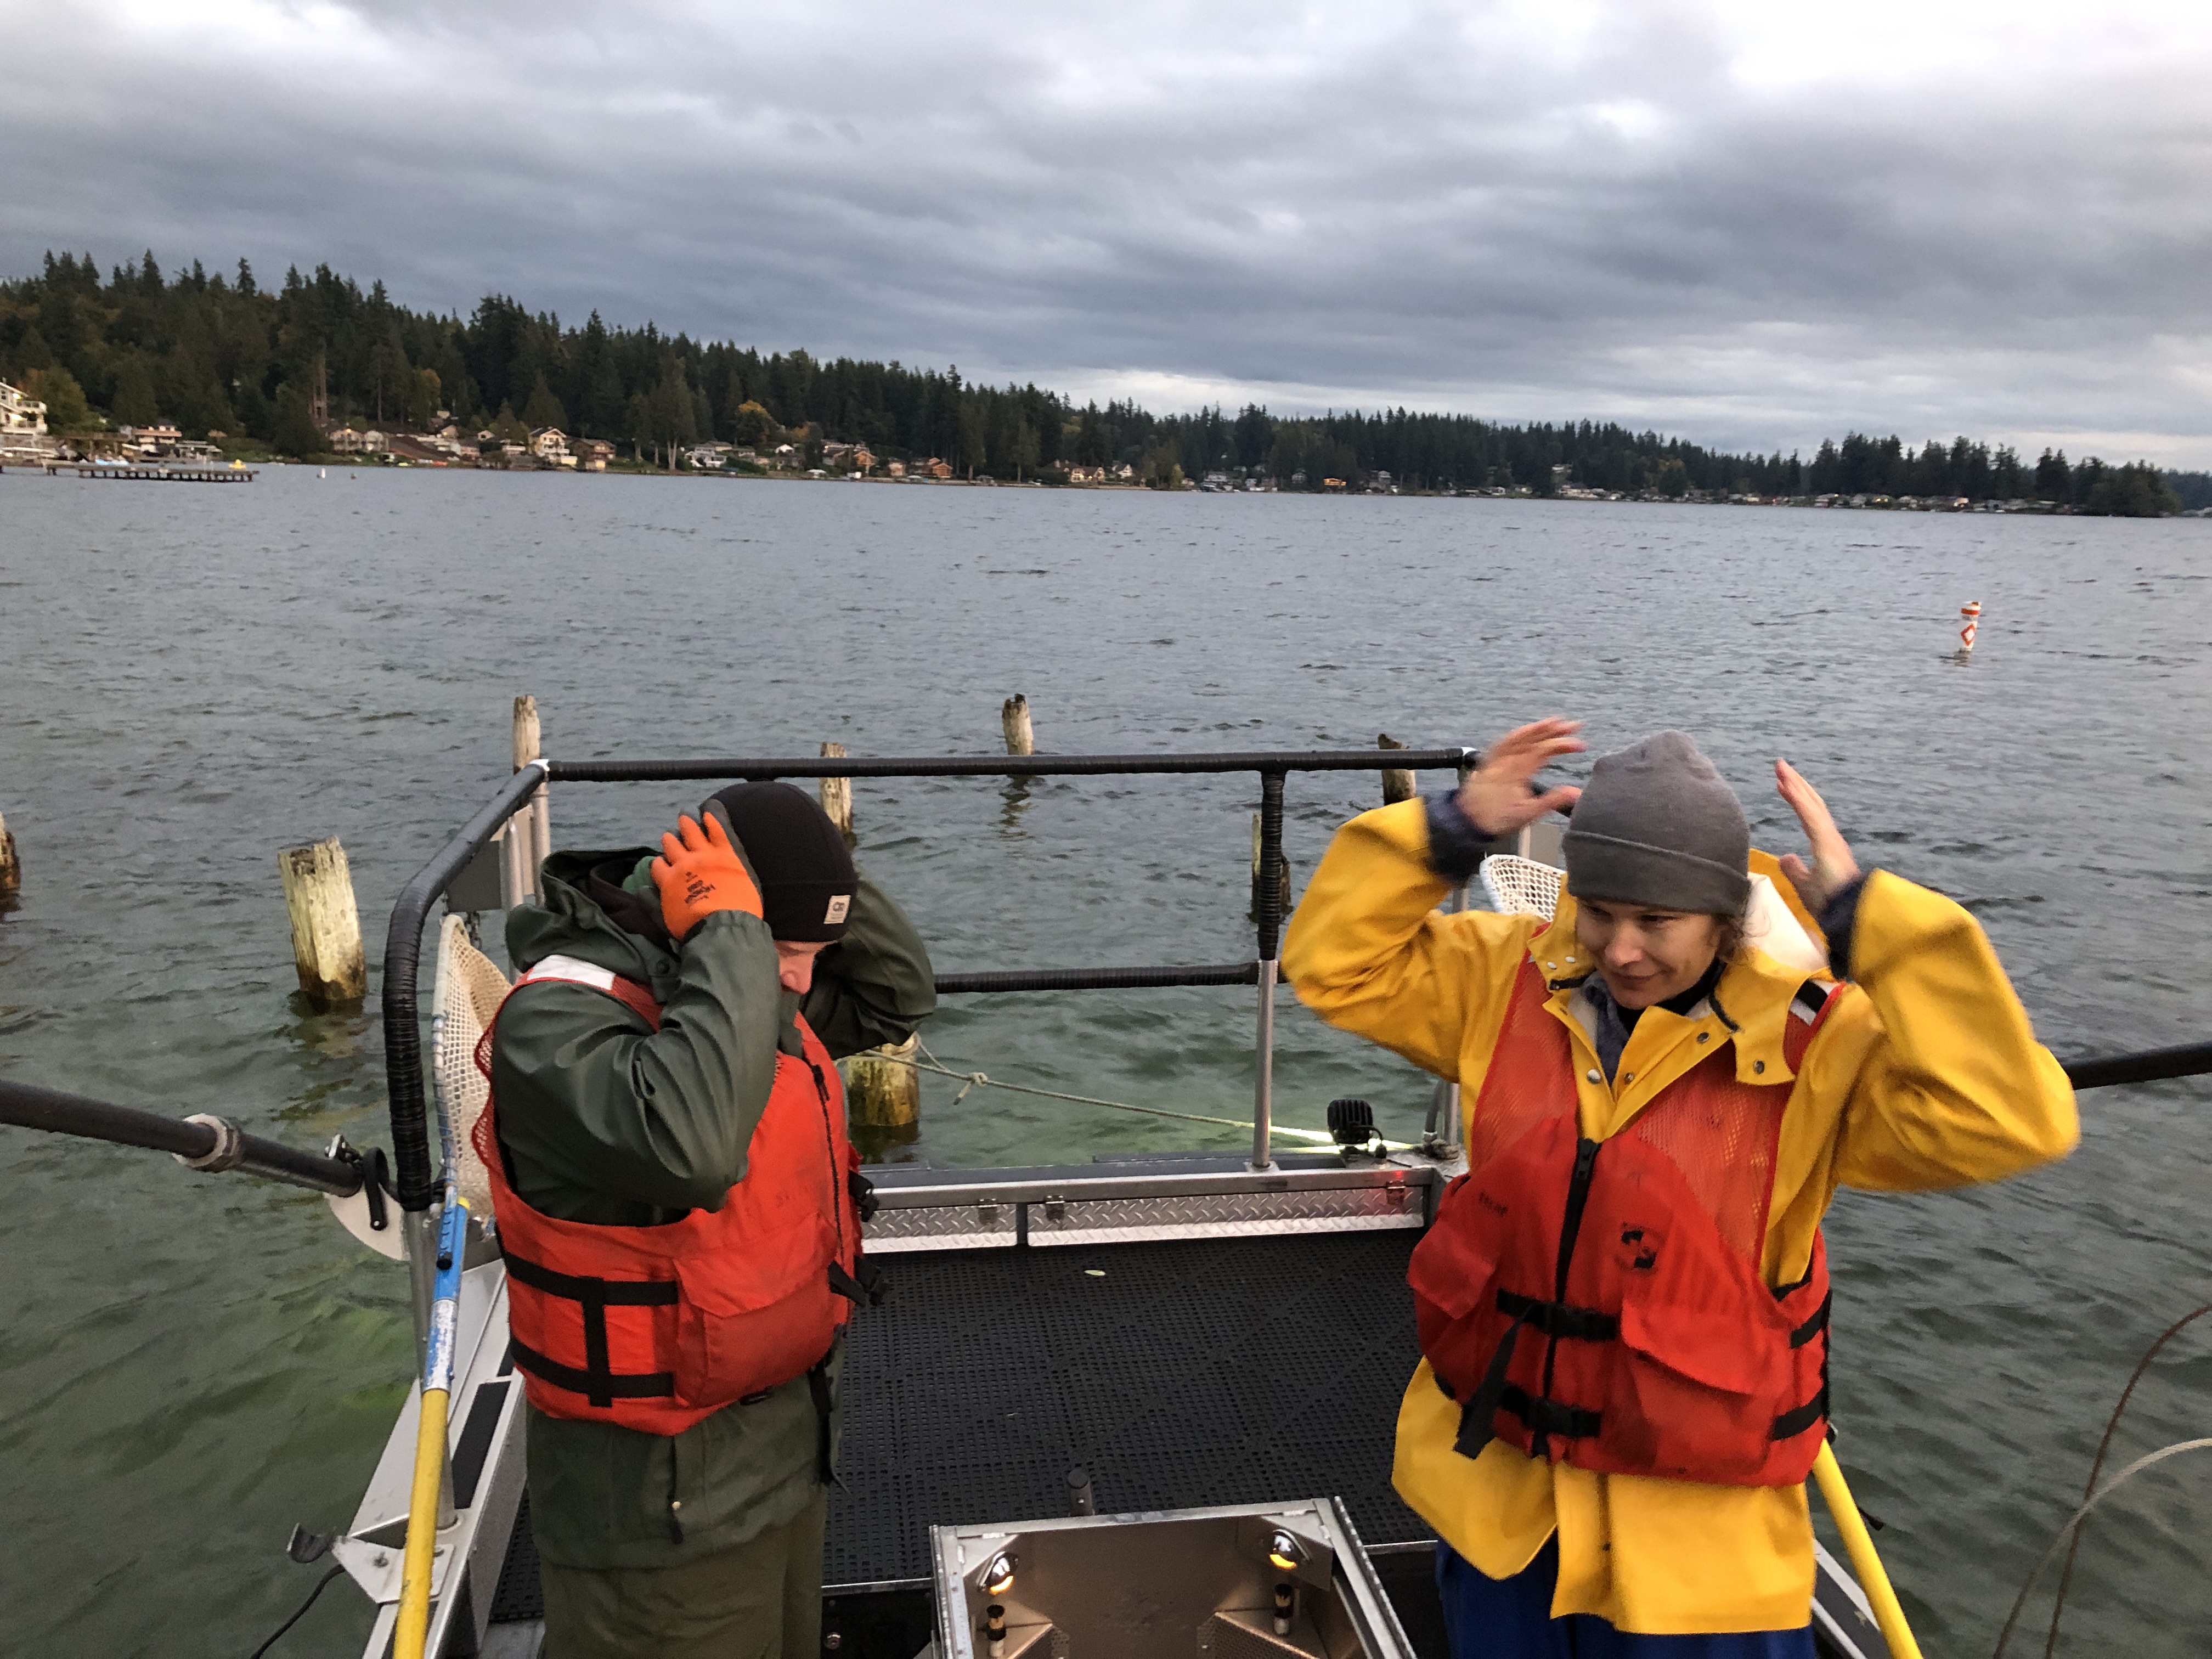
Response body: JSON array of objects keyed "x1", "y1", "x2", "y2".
[
  {"x1": 474, "y1": 963, "x2": 864, "y2": 1436},
  {"x1": 1409, "y1": 957, "x2": 1839, "y2": 1487}
]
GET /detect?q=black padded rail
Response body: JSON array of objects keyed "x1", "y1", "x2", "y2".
[
  {"x1": 934, "y1": 962, "x2": 1261, "y2": 994},
  {"x1": 550, "y1": 749, "x2": 1470, "y2": 783},
  {"x1": 825, "y1": 1229, "x2": 1428, "y2": 1588}
]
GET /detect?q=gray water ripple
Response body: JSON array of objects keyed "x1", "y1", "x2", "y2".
[{"x1": 2, "y1": 471, "x2": 2210, "y2": 1652}]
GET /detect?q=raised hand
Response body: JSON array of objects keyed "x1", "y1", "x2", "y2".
[
  {"x1": 1457, "y1": 718, "x2": 1586, "y2": 836},
  {"x1": 1774, "y1": 759, "x2": 1860, "y2": 917}
]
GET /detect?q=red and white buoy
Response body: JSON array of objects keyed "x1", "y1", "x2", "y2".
[{"x1": 1959, "y1": 600, "x2": 1981, "y2": 652}]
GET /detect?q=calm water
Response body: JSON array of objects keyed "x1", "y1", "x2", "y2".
[{"x1": 3, "y1": 469, "x2": 2209, "y2": 1655}]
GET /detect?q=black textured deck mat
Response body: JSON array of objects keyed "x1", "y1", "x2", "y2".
[
  {"x1": 488, "y1": 1489, "x2": 546, "y2": 1622},
  {"x1": 826, "y1": 1229, "x2": 1428, "y2": 1588}
]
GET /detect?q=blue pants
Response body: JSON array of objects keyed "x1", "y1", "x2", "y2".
[{"x1": 1436, "y1": 1539, "x2": 1815, "y2": 1659}]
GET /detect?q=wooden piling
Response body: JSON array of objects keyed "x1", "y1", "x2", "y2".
[
  {"x1": 0, "y1": 811, "x2": 19, "y2": 898},
  {"x1": 842, "y1": 1034, "x2": 921, "y2": 1139},
  {"x1": 511, "y1": 695, "x2": 550, "y2": 900},
  {"x1": 279, "y1": 837, "x2": 368, "y2": 1008},
  {"x1": 819, "y1": 743, "x2": 854, "y2": 842},
  {"x1": 1002, "y1": 693, "x2": 1035, "y2": 757},
  {"x1": 1379, "y1": 732, "x2": 1415, "y2": 804}
]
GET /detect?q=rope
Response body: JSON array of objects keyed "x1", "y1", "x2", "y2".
[
  {"x1": 2044, "y1": 1302, "x2": 2212, "y2": 1657},
  {"x1": 881, "y1": 1037, "x2": 1348, "y2": 1145},
  {"x1": 1990, "y1": 1436, "x2": 2212, "y2": 1659}
]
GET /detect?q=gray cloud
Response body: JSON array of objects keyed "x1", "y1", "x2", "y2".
[{"x1": 8, "y1": 0, "x2": 2210, "y2": 461}]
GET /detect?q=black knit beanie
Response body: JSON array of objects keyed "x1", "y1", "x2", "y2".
[{"x1": 701, "y1": 783, "x2": 857, "y2": 943}]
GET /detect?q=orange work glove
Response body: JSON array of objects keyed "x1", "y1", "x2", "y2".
[{"x1": 650, "y1": 812, "x2": 763, "y2": 939}]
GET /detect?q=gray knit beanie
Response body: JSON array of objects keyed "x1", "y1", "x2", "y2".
[{"x1": 1562, "y1": 731, "x2": 1751, "y2": 915}]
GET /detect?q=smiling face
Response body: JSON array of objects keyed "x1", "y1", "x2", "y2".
[{"x1": 1572, "y1": 897, "x2": 1727, "y2": 1009}]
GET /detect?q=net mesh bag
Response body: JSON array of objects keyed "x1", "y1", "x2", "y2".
[
  {"x1": 431, "y1": 913, "x2": 512, "y2": 1220},
  {"x1": 1479, "y1": 854, "x2": 1563, "y2": 921}
]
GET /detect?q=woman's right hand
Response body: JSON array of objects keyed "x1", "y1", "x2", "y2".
[{"x1": 1457, "y1": 718, "x2": 1586, "y2": 836}]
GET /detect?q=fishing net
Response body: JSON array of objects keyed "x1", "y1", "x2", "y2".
[
  {"x1": 1479, "y1": 854, "x2": 1563, "y2": 920},
  {"x1": 432, "y1": 913, "x2": 511, "y2": 1221}
]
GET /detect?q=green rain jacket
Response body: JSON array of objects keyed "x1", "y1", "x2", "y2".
[{"x1": 492, "y1": 847, "x2": 935, "y2": 1571}]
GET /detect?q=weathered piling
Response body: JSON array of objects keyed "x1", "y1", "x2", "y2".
[
  {"x1": 842, "y1": 1034, "x2": 921, "y2": 1142},
  {"x1": 1378, "y1": 732, "x2": 1415, "y2": 804},
  {"x1": 279, "y1": 837, "x2": 368, "y2": 1007},
  {"x1": 1002, "y1": 694, "x2": 1035, "y2": 756},
  {"x1": 506, "y1": 695, "x2": 550, "y2": 903},
  {"x1": 0, "y1": 810, "x2": 20, "y2": 897},
  {"x1": 820, "y1": 742, "x2": 854, "y2": 842}
]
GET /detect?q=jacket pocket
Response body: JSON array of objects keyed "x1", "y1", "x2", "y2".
[
  {"x1": 672, "y1": 1217, "x2": 838, "y2": 1409},
  {"x1": 1608, "y1": 1297, "x2": 1787, "y2": 1481}
]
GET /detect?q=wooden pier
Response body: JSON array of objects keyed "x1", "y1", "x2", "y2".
[{"x1": 21, "y1": 462, "x2": 256, "y2": 483}]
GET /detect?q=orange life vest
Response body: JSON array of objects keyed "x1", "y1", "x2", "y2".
[
  {"x1": 1408, "y1": 956, "x2": 1837, "y2": 1486},
  {"x1": 473, "y1": 959, "x2": 871, "y2": 1436}
]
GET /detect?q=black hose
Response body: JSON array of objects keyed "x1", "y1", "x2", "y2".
[
  {"x1": 246, "y1": 1564, "x2": 345, "y2": 1657},
  {"x1": 0, "y1": 1079, "x2": 362, "y2": 1197}
]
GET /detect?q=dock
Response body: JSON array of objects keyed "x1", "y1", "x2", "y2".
[{"x1": 27, "y1": 462, "x2": 256, "y2": 482}]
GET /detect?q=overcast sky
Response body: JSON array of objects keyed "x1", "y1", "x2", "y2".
[{"x1": 9, "y1": 0, "x2": 2211, "y2": 463}]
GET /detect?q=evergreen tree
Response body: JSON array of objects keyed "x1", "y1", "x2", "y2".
[
  {"x1": 26, "y1": 366, "x2": 93, "y2": 432},
  {"x1": 110, "y1": 356, "x2": 160, "y2": 425},
  {"x1": 2034, "y1": 448, "x2": 2072, "y2": 502},
  {"x1": 521, "y1": 373, "x2": 568, "y2": 432},
  {"x1": 272, "y1": 391, "x2": 328, "y2": 456}
]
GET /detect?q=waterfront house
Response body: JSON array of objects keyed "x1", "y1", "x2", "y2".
[
  {"x1": 1, "y1": 380, "x2": 50, "y2": 459},
  {"x1": 122, "y1": 422, "x2": 184, "y2": 455},
  {"x1": 329, "y1": 427, "x2": 390, "y2": 454},
  {"x1": 530, "y1": 427, "x2": 571, "y2": 462},
  {"x1": 575, "y1": 438, "x2": 616, "y2": 471}
]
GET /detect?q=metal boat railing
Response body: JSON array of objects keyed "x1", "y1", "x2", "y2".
[
  {"x1": 376, "y1": 745, "x2": 2212, "y2": 1339},
  {"x1": 377, "y1": 748, "x2": 1474, "y2": 1285}
]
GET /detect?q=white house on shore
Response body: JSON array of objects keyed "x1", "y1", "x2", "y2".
[{"x1": 1, "y1": 379, "x2": 50, "y2": 459}]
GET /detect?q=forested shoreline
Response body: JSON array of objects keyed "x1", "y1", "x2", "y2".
[{"x1": 3, "y1": 251, "x2": 2203, "y2": 514}]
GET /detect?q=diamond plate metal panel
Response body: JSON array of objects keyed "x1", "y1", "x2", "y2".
[
  {"x1": 865, "y1": 1204, "x2": 1018, "y2": 1254},
  {"x1": 1029, "y1": 1186, "x2": 1419, "y2": 1248}
]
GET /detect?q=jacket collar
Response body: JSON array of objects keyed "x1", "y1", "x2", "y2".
[{"x1": 1530, "y1": 893, "x2": 1810, "y2": 1086}]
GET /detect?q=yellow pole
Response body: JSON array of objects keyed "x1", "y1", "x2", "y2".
[
  {"x1": 393, "y1": 1182, "x2": 469, "y2": 1659},
  {"x1": 1812, "y1": 1441, "x2": 1923, "y2": 1659},
  {"x1": 393, "y1": 1386, "x2": 451, "y2": 1657}
]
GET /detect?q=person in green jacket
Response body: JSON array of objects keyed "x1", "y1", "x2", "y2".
[{"x1": 489, "y1": 782, "x2": 936, "y2": 1659}]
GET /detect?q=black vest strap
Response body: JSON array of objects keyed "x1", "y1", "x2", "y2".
[
  {"x1": 1770, "y1": 1384, "x2": 1829, "y2": 1441},
  {"x1": 1497, "y1": 1287, "x2": 1619, "y2": 1342},
  {"x1": 503, "y1": 1250, "x2": 681, "y2": 1408},
  {"x1": 828, "y1": 1258, "x2": 887, "y2": 1308},
  {"x1": 510, "y1": 1336, "x2": 674, "y2": 1404},
  {"x1": 1500, "y1": 1383, "x2": 1603, "y2": 1442},
  {"x1": 1788, "y1": 1289, "x2": 1832, "y2": 1350}
]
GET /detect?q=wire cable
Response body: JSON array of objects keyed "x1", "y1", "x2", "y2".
[
  {"x1": 247, "y1": 1565, "x2": 345, "y2": 1658},
  {"x1": 1991, "y1": 1436, "x2": 2212, "y2": 1659},
  {"x1": 2040, "y1": 1301, "x2": 2212, "y2": 1658},
  {"x1": 894, "y1": 1037, "x2": 1357, "y2": 1145}
]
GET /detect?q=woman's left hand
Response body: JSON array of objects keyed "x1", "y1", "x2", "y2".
[{"x1": 1774, "y1": 759, "x2": 1860, "y2": 916}]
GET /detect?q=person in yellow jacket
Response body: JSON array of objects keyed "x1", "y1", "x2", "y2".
[{"x1": 1283, "y1": 718, "x2": 2076, "y2": 1658}]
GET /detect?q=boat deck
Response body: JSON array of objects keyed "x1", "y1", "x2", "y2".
[{"x1": 477, "y1": 1221, "x2": 1444, "y2": 1656}]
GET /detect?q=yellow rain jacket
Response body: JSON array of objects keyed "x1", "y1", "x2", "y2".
[{"x1": 1282, "y1": 800, "x2": 2078, "y2": 1634}]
